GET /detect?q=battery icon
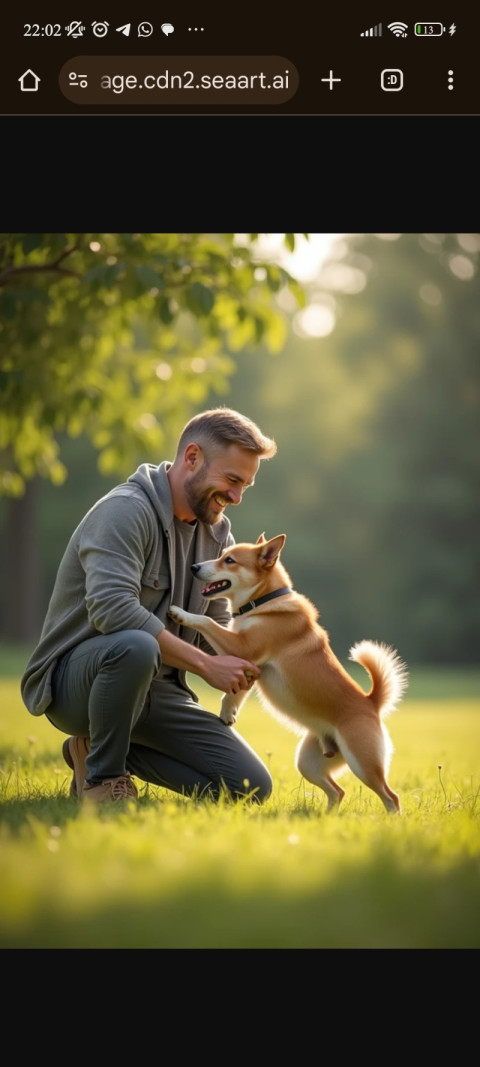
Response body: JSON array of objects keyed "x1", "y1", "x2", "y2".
[{"x1": 415, "y1": 22, "x2": 445, "y2": 35}]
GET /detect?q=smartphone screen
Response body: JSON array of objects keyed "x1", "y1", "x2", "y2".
[{"x1": 1, "y1": 7, "x2": 476, "y2": 116}]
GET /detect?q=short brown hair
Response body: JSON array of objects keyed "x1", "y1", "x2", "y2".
[{"x1": 176, "y1": 406, "x2": 277, "y2": 461}]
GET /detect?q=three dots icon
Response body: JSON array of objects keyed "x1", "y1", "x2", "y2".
[{"x1": 448, "y1": 69, "x2": 454, "y2": 90}]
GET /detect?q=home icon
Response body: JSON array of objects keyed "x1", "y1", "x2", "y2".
[{"x1": 19, "y1": 69, "x2": 41, "y2": 91}]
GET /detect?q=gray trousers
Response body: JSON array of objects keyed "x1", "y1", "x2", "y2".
[{"x1": 47, "y1": 629, "x2": 272, "y2": 802}]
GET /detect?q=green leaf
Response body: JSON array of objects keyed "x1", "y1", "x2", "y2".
[
  {"x1": 285, "y1": 234, "x2": 296, "y2": 253},
  {"x1": 134, "y1": 265, "x2": 166, "y2": 291},
  {"x1": 83, "y1": 264, "x2": 109, "y2": 287},
  {"x1": 103, "y1": 263, "x2": 121, "y2": 286},
  {"x1": 186, "y1": 282, "x2": 215, "y2": 316},
  {"x1": 0, "y1": 293, "x2": 16, "y2": 318},
  {"x1": 158, "y1": 296, "x2": 175, "y2": 324},
  {"x1": 254, "y1": 316, "x2": 265, "y2": 342},
  {"x1": 21, "y1": 234, "x2": 45, "y2": 254},
  {"x1": 83, "y1": 263, "x2": 120, "y2": 288},
  {"x1": 266, "y1": 266, "x2": 282, "y2": 292}
]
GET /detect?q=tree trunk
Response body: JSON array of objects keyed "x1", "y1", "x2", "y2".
[{"x1": 2, "y1": 480, "x2": 41, "y2": 642}]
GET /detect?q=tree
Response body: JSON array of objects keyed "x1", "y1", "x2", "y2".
[
  {"x1": 0, "y1": 232, "x2": 306, "y2": 492},
  {"x1": 0, "y1": 232, "x2": 307, "y2": 640}
]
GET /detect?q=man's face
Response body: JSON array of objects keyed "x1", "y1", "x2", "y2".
[{"x1": 184, "y1": 443, "x2": 260, "y2": 524}]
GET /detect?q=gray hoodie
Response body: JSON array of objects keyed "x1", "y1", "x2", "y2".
[{"x1": 21, "y1": 461, "x2": 234, "y2": 716}]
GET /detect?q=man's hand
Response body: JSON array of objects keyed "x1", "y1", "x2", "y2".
[
  {"x1": 167, "y1": 603, "x2": 260, "y2": 695},
  {"x1": 201, "y1": 655, "x2": 260, "y2": 695}
]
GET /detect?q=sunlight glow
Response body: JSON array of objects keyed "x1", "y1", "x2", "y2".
[
  {"x1": 156, "y1": 362, "x2": 173, "y2": 380},
  {"x1": 449, "y1": 254, "x2": 475, "y2": 280},
  {"x1": 293, "y1": 303, "x2": 336, "y2": 338},
  {"x1": 419, "y1": 283, "x2": 442, "y2": 306},
  {"x1": 249, "y1": 233, "x2": 344, "y2": 281},
  {"x1": 320, "y1": 263, "x2": 367, "y2": 294},
  {"x1": 457, "y1": 234, "x2": 480, "y2": 253},
  {"x1": 136, "y1": 413, "x2": 158, "y2": 429},
  {"x1": 281, "y1": 234, "x2": 343, "y2": 280}
]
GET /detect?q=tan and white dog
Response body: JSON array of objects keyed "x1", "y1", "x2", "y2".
[{"x1": 168, "y1": 534, "x2": 408, "y2": 813}]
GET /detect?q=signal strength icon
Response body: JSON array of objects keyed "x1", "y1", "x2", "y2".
[
  {"x1": 360, "y1": 23, "x2": 382, "y2": 36},
  {"x1": 388, "y1": 22, "x2": 408, "y2": 36}
]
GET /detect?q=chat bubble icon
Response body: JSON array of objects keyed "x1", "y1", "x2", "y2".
[
  {"x1": 161, "y1": 23, "x2": 174, "y2": 36},
  {"x1": 138, "y1": 22, "x2": 153, "y2": 37}
]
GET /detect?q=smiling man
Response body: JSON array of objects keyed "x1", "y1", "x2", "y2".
[{"x1": 21, "y1": 407, "x2": 277, "y2": 807}]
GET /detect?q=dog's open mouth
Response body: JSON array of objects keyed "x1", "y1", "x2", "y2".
[{"x1": 201, "y1": 580, "x2": 231, "y2": 597}]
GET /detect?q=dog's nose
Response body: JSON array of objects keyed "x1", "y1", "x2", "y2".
[{"x1": 191, "y1": 563, "x2": 201, "y2": 575}]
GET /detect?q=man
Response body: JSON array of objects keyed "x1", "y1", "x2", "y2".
[{"x1": 21, "y1": 407, "x2": 277, "y2": 806}]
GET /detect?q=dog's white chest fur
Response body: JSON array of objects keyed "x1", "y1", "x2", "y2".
[{"x1": 255, "y1": 661, "x2": 320, "y2": 736}]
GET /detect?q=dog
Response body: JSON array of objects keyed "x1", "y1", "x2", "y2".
[{"x1": 168, "y1": 534, "x2": 408, "y2": 813}]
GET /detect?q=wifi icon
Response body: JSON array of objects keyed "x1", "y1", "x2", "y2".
[{"x1": 388, "y1": 21, "x2": 408, "y2": 36}]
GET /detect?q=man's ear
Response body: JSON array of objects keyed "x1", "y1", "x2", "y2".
[
  {"x1": 184, "y1": 442, "x2": 203, "y2": 469},
  {"x1": 259, "y1": 534, "x2": 286, "y2": 568}
]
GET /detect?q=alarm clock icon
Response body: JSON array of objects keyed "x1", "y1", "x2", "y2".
[{"x1": 92, "y1": 21, "x2": 109, "y2": 37}]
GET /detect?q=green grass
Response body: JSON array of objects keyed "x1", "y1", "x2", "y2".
[{"x1": 1, "y1": 654, "x2": 479, "y2": 949}]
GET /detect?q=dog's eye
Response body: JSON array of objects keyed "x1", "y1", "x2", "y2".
[{"x1": 224, "y1": 556, "x2": 236, "y2": 565}]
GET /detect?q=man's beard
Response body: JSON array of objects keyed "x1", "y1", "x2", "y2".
[{"x1": 184, "y1": 467, "x2": 226, "y2": 524}]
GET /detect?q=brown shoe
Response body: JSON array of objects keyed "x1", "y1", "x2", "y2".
[
  {"x1": 81, "y1": 773, "x2": 138, "y2": 804},
  {"x1": 62, "y1": 736, "x2": 90, "y2": 797}
]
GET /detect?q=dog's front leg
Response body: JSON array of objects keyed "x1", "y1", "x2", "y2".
[
  {"x1": 169, "y1": 605, "x2": 254, "y2": 726},
  {"x1": 220, "y1": 686, "x2": 251, "y2": 726},
  {"x1": 168, "y1": 604, "x2": 241, "y2": 657},
  {"x1": 168, "y1": 604, "x2": 206, "y2": 634}
]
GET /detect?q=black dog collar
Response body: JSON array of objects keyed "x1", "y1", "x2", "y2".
[{"x1": 233, "y1": 587, "x2": 292, "y2": 616}]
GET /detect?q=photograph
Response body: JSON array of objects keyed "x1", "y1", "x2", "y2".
[{"x1": 1, "y1": 232, "x2": 479, "y2": 949}]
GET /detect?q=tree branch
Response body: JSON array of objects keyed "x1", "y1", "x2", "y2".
[{"x1": 0, "y1": 245, "x2": 81, "y2": 286}]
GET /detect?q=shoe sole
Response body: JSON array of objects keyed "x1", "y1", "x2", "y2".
[{"x1": 82, "y1": 791, "x2": 138, "y2": 804}]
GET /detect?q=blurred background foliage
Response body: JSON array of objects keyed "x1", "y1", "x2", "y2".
[{"x1": 1, "y1": 232, "x2": 479, "y2": 666}]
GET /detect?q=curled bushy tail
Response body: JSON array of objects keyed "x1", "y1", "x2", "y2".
[{"x1": 349, "y1": 641, "x2": 408, "y2": 717}]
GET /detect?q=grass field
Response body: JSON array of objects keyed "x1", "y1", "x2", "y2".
[{"x1": 1, "y1": 645, "x2": 479, "y2": 949}]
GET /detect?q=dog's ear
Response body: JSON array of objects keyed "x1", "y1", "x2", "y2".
[
  {"x1": 258, "y1": 534, "x2": 286, "y2": 568},
  {"x1": 256, "y1": 532, "x2": 266, "y2": 544}
]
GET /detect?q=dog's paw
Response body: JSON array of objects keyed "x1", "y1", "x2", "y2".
[
  {"x1": 220, "y1": 708, "x2": 237, "y2": 726},
  {"x1": 168, "y1": 604, "x2": 188, "y2": 625}
]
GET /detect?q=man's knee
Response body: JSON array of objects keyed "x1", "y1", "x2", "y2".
[
  {"x1": 232, "y1": 765, "x2": 273, "y2": 804},
  {"x1": 249, "y1": 768, "x2": 273, "y2": 803}
]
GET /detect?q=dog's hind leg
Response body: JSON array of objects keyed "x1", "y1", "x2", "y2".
[
  {"x1": 295, "y1": 731, "x2": 346, "y2": 812},
  {"x1": 338, "y1": 719, "x2": 401, "y2": 814}
]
